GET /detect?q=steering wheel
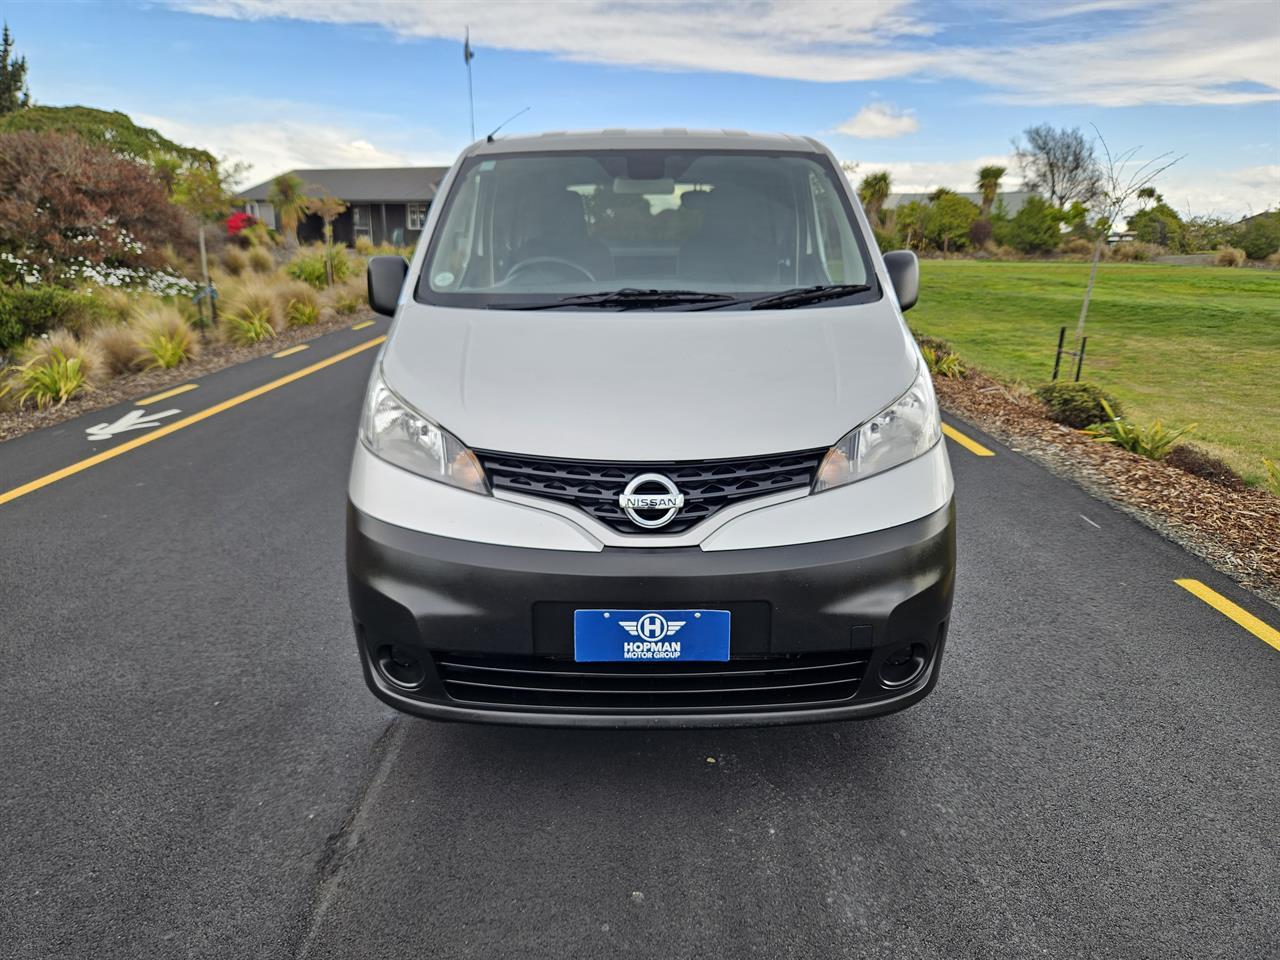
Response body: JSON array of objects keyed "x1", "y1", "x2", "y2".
[{"x1": 503, "y1": 257, "x2": 595, "y2": 284}]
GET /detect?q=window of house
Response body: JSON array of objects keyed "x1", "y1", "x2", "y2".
[{"x1": 407, "y1": 203, "x2": 428, "y2": 231}]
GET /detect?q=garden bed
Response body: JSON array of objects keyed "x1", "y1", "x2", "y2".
[
  {"x1": 0, "y1": 306, "x2": 376, "y2": 443},
  {"x1": 936, "y1": 370, "x2": 1280, "y2": 608}
]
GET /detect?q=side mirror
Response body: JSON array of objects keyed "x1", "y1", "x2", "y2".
[
  {"x1": 367, "y1": 255, "x2": 409, "y2": 317},
  {"x1": 882, "y1": 250, "x2": 919, "y2": 312}
]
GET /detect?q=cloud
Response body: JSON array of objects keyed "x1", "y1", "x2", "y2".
[
  {"x1": 837, "y1": 103, "x2": 919, "y2": 139},
  {"x1": 168, "y1": 0, "x2": 1280, "y2": 107}
]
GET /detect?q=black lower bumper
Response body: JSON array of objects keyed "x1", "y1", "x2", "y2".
[{"x1": 347, "y1": 500, "x2": 955, "y2": 727}]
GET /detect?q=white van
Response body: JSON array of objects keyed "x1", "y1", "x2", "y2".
[{"x1": 350, "y1": 130, "x2": 954, "y2": 726}]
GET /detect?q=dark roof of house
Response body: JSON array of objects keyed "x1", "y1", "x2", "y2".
[
  {"x1": 883, "y1": 189, "x2": 1036, "y2": 217},
  {"x1": 235, "y1": 166, "x2": 450, "y2": 203}
]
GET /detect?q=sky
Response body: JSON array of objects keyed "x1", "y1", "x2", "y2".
[{"x1": 5, "y1": 0, "x2": 1279, "y2": 217}]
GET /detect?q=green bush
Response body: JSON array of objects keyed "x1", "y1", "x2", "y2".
[
  {"x1": 1085, "y1": 399, "x2": 1194, "y2": 460},
  {"x1": 1034, "y1": 381, "x2": 1123, "y2": 429},
  {"x1": 221, "y1": 308, "x2": 276, "y2": 345},
  {"x1": 286, "y1": 245, "x2": 352, "y2": 289},
  {"x1": 995, "y1": 196, "x2": 1063, "y2": 254},
  {"x1": 0, "y1": 286, "x2": 115, "y2": 354},
  {"x1": 1239, "y1": 213, "x2": 1280, "y2": 261}
]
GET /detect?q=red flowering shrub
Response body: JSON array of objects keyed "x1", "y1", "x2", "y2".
[{"x1": 226, "y1": 211, "x2": 256, "y2": 236}]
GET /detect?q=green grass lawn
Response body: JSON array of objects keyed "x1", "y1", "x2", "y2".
[{"x1": 910, "y1": 260, "x2": 1280, "y2": 485}]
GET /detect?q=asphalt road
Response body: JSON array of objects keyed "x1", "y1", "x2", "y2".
[{"x1": 1, "y1": 320, "x2": 1276, "y2": 960}]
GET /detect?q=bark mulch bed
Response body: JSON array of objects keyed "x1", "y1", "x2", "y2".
[
  {"x1": 0, "y1": 309, "x2": 378, "y2": 443},
  {"x1": 936, "y1": 371, "x2": 1280, "y2": 608}
]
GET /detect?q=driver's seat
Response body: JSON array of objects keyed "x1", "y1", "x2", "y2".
[{"x1": 511, "y1": 191, "x2": 614, "y2": 281}]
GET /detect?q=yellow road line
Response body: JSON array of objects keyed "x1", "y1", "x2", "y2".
[
  {"x1": 0, "y1": 337, "x2": 386, "y2": 508},
  {"x1": 351, "y1": 320, "x2": 375, "y2": 330},
  {"x1": 942, "y1": 423, "x2": 995, "y2": 457},
  {"x1": 272, "y1": 344, "x2": 310, "y2": 358},
  {"x1": 135, "y1": 383, "x2": 198, "y2": 406},
  {"x1": 1175, "y1": 579, "x2": 1280, "y2": 652}
]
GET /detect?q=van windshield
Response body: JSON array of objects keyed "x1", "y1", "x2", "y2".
[{"x1": 417, "y1": 149, "x2": 878, "y2": 309}]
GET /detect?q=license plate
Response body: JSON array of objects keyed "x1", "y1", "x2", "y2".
[{"x1": 573, "y1": 609, "x2": 731, "y2": 662}]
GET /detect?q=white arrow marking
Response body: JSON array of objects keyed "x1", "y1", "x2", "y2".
[{"x1": 85, "y1": 408, "x2": 181, "y2": 441}]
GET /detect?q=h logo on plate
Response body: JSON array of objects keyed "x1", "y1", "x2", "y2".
[{"x1": 620, "y1": 613, "x2": 686, "y2": 641}]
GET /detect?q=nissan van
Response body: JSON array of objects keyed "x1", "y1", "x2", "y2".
[{"x1": 349, "y1": 130, "x2": 955, "y2": 726}]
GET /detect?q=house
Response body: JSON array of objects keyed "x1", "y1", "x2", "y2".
[
  {"x1": 882, "y1": 190, "x2": 1036, "y2": 218},
  {"x1": 235, "y1": 167, "x2": 450, "y2": 247}
]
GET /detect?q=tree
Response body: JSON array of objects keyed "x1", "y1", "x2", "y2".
[
  {"x1": 0, "y1": 23, "x2": 30, "y2": 115},
  {"x1": 1239, "y1": 212, "x2": 1280, "y2": 260},
  {"x1": 304, "y1": 192, "x2": 348, "y2": 285},
  {"x1": 269, "y1": 173, "x2": 310, "y2": 249},
  {"x1": 0, "y1": 106, "x2": 214, "y2": 174},
  {"x1": 0, "y1": 131, "x2": 183, "y2": 285},
  {"x1": 857, "y1": 171, "x2": 892, "y2": 227},
  {"x1": 1013, "y1": 125, "x2": 1100, "y2": 208},
  {"x1": 929, "y1": 191, "x2": 980, "y2": 252},
  {"x1": 1129, "y1": 201, "x2": 1188, "y2": 252},
  {"x1": 996, "y1": 196, "x2": 1063, "y2": 254},
  {"x1": 173, "y1": 160, "x2": 247, "y2": 326},
  {"x1": 976, "y1": 165, "x2": 1005, "y2": 217},
  {"x1": 1071, "y1": 127, "x2": 1182, "y2": 352}
]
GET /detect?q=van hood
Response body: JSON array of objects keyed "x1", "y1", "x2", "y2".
[{"x1": 379, "y1": 299, "x2": 919, "y2": 461}]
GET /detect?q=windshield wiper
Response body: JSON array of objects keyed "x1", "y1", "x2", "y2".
[
  {"x1": 745, "y1": 284, "x2": 874, "y2": 310},
  {"x1": 495, "y1": 288, "x2": 738, "y2": 310}
]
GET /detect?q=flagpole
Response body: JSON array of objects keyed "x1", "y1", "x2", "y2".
[{"x1": 465, "y1": 27, "x2": 475, "y2": 141}]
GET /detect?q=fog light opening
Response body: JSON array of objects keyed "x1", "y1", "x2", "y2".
[
  {"x1": 878, "y1": 642, "x2": 929, "y2": 689},
  {"x1": 375, "y1": 644, "x2": 426, "y2": 690}
]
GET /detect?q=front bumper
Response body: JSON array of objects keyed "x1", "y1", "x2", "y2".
[{"x1": 347, "y1": 500, "x2": 955, "y2": 727}]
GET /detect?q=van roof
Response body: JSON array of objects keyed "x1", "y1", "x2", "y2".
[{"x1": 466, "y1": 129, "x2": 823, "y2": 157}]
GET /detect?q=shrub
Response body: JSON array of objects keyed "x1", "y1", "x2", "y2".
[
  {"x1": 132, "y1": 302, "x2": 199, "y2": 369},
  {"x1": 220, "y1": 308, "x2": 275, "y2": 345},
  {"x1": 278, "y1": 280, "x2": 322, "y2": 327},
  {"x1": 1035, "y1": 381, "x2": 1122, "y2": 429},
  {"x1": 871, "y1": 226, "x2": 897, "y2": 253},
  {"x1": 354, "y1": 235, "x2": 376, "y2": 255},
  {"x1": 91, "y1": 322, "x2": 144, "y2": 374},
  {"x1": 1214, "y1": 246, "x2": 1246, "y2": 267},
  {"x1": 330, "y1": 278, "x2": 367, "y2": 315},
  {"x1": 1058, "y1": 236, "x2": 1095, "y2": 258},
  {"x1": 223, "y1": 282, "x2": 284, "y2": 332},
  {"x1": 1267, "y1": 251, "x2": 1280, "y2": 266},
  {"x1": 1239, "y1": 212, "x2": 1280, "y2": 261},
  {"x1": 3, "y1": 330, "x2": 103, "y2": 409},
  {"x1": 221, "y1": 246, "x2": 248, "y2": 276},
  {"x1": 287, "y1": 244, "x2": 353, "y2": 289},
  {"x1": 921, "y1": 344, "x2": 964, "y2": 379},
  {"x1": 0, "y1": 286, "x2": 116, "y2": 353},
  {"x1": 0, "y1": 131, "x2": 185, "y2": 284},
  {"x1": 1085, "y1": 400, "x2": 1194, "y2": 460},
  {"x1": 247, "y1": 246, "x2": 275, "y2": 274},
  {"x1": 1108, "y1": 241, "x2": 1162, "y2": 262},
  {"x1": 995, "y1": 196, "x2": 1063, "y2": 254},
  {"x1": 1165, "y1": 445, "x2": 1244, "y2": 489}
]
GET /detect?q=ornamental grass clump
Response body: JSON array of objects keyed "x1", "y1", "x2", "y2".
[
  {"x1": 3, "y1": 330, "x2": 103, "y2": 409},
  {"x1": 921, "y1": 344, "x2": 964, "y2": 379},
  {"x1": 1085, "y1": 399, "x2": 1194, "y2": 461},
  {"x1": 247, "y1": 246, "x2": 275, "y2": 274},
  {"x1": 92, "y1": 322, "x2": 145, "y2": 374},
  {"x1": 278, "y1": 280, "x2": 322, "y2": 327},
  {"x1": 132, "y1": 302, "x2": 200, "y2": 369},
  {"x1": 1214, "y1": 246, "x2": 1246, "y2": 267}
]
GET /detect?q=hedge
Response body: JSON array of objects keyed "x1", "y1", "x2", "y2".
[{"x1": 0, "y1": 286, "x2": 116, "y2": 354}]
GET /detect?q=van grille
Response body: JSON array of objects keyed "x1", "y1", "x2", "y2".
[
  {"x1": 433, "y1": 652, "x2": 869, "y2": 713},
  {"x1": 475, "y1": 448, "x2": 827, "y2": 534}
]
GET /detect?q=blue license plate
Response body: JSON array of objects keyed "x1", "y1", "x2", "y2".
[{"x1": 574, "y1": 609, "x2": 731, "y2": 662}]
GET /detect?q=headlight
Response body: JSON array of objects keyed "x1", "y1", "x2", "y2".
[
  {"x1": 814, "y1": 362, "x2": 941, "y2": 492},
  {"x1": 360, "y1": 372, "x2": 488, "y2": 494}
]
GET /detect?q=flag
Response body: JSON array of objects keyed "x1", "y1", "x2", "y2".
[{"x1": 464, "y1": 28, "x2": 474, "y2": 64}]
